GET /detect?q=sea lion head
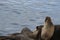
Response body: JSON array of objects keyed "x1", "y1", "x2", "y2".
[{"x1": 45, "y1": 16, "x2": 52, "y2": 22}]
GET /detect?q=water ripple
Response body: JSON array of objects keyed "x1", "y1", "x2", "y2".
[{"x1": 10, "y1": 23, "x2": 19, "y2": 25}]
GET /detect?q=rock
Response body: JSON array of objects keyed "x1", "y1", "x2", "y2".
[{"x1": 0, "y1": 36, "x2": 16, "y2": 40}]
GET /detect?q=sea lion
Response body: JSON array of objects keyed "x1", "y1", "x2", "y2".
[
  {"x1": 32, "y1": 25, "x2": 60, "y2": 40},
  {"x1": 34, "y1": 26, "x2": 42, "y2": 40},
  {"x1": 41, "y1": 16, "x2": 55, "y2": 40},
  {"x1": 32, "y1": 27, "x2": 39, "y2": 38}
]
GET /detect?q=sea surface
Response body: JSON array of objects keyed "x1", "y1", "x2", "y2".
[{"x1": 0, "y1": 0, "x2": 60, "y2": 36}]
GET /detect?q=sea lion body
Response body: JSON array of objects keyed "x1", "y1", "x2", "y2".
[
  {"x1": 32, "y1": 27, "x2": 39, "y2": 39},
  {"x1": 41, "y1": 16, "x2": 55, "y2": 40}
]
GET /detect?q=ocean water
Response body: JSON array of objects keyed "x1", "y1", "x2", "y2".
[{"x1": 0, "y1": 0, "x2": 60, "y2": 36}]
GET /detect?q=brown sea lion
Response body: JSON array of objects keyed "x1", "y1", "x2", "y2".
[
  {"x1": 41, "y1": 16, "x2": 55, "y2": 40},
  {"x1": 32, "y1": 27, "x2": 39, "y2": 38},
  {"x1": 35, "y1": 25, "x2": 60, "y2": 40},
  {"x1": 33, "y1": 26, "x2": 42, "y2": 40}
]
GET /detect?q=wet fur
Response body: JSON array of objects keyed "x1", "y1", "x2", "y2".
[
  {"x1": 41, "y1": 16, "x2": 55, "y2": 40},
  {"x1": 35, "y1": 25, "x2": 60, "y2": 40}
]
